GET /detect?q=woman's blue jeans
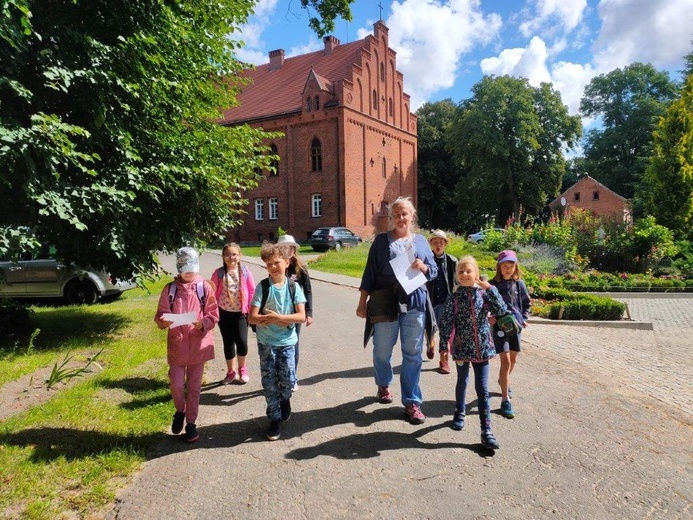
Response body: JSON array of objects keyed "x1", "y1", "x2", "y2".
[
  {"x1": 455, "y1": 360, "x2": 492, "y2": 432},
  {"x1": 372, "y1": 308, "x2": 424, "y2": 406}
]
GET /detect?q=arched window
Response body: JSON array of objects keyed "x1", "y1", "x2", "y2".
[
  {"x1": 269, "y1": 144, "x2": 279, "y2": 176},
  {"x1": 314, "y1": 95, "x2": 320, "y2": 110},
  {"x1": 380, "y1": 62, "x2": 385, "y2": 81},
  {"x1": 310, "y1": 138, "x2": 322, "y2": 172},
  {"x1": 372, "y1": 90, "x2": 378, "y2": 110},
  {"x1": 388, "y1": 98, "x2": 393, "y2": 117},
  {"x1": 382, "y1": 158, "x2": 386, "y2": 178},
  {"x1": 306, "y1": 97, "x2": 312, "y2": 112}
]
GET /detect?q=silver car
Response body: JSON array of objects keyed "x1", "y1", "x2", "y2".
[
  {"x1": 0, "y1": 250, "x2": 136, "y2": 305},
  {"x1": 466, "y1": 228, "x2": 505, "y2": 243}
]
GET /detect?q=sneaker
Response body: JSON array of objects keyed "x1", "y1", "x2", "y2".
[
  {"x1": 171, "y1": 411, "x2": 185, "y2": 435},
  {"x1": 292, "y1": 382, "x2": 298, "y2": 392},
  {"x1": 481, "y1": 430, "x2": 499, "y2": 450},
  {"x1": 451, "y1": 411, "x2": 465, "y2": 431},
  {"x1": 185, "y1": 423, "x2": 199, "y2": 443},
  {"x1": 439, "y1": 352, "x2": 451, "y2": 374},
  {"x1": 221, "y1": 370, "x2": 236, "y2": 385},
  {"x1": 280, "y1": 399, "x2": 292, "y2": 422},
  {"x1": 266, "y1": 420, "x2": 281, "y2": 441},
  {"x1": 377, "y1": 386, "x2": 393, "y2": 404},
  {"x1": 500, "y1": 400, "x2": 515, "y2": 419},
  {"x1": 238, "y1": 366, "x2": 250, "y2": 384},
  {"x1": 404, "y1": 404, "x2": 426, "y2": 425}
]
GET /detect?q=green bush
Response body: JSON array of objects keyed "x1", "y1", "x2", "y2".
[{"x1": 540, "y1": 294, "x2": 626, "y2": 320}]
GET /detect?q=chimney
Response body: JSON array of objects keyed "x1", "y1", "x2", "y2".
[
  {"x1": 323, "y1": 35, "x2": 340, "y2": 55},
  {"x1": 269, "y1": 49, "x2": 285, "y2": 71}
]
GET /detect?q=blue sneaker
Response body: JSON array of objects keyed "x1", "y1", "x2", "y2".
[
  {"x1": 500, "y1": 400, "x2": 515, "y2": 419},
  {"x1": 481, "y1": 430, "x2": 499, "y2": 450},
  {"x1": 452, "y1": 412, "x2": 465, "y2": 431},
  {"x1": 266, "y1": 420, "x2": 281, "y2": 441}
]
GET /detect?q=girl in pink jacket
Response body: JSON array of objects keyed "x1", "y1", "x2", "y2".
[
  {"x1": 209, "y1": 243, "x2": 256, "y2": 385},
  {"x1": 155, "y1": 247, "x2": 219, "y2": 443}
]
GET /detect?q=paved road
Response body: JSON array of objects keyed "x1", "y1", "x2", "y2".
[{"x1": 107, "y1": 251, "x2": 692, "y2": 519}]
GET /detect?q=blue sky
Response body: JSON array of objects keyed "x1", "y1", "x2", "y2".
[{"x1": 234, "y1": 0, "x2": 692, "y2": 119}]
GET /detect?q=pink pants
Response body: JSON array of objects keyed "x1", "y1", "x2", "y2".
[{"x1": 168, "y1": 362, "x2": 205, "y2": 424}]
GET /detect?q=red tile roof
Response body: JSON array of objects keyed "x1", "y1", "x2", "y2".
[{"x1": 220, "y1": 39, "x2": 365, "y2": 124}]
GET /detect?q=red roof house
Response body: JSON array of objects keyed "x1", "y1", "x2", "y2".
[
  {"x1": 548, "y1": 175, "x2": 632, "y2": 224},
  {"x1": 220, "y1": 21, "x2": 418, "y2": 243}
]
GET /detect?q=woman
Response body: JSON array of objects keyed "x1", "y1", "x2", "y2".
[{"x1": 356, "y1": 197, "x2": 437, "y2": 424}]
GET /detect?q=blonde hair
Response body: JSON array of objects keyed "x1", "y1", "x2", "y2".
[
  {"x1": 457, "y1": 255, "x2": 480, "y2": 278},
  {"x1": 493, "y1": 261, "x2": 522, "y2": 282},
  {"x1": 221, "y1": 243, "x2": 242, "y2": 273},
  {"x1": 387, "y1": 196, "x2": 417, "y2": 231}
]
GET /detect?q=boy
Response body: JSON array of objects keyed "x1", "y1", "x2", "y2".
[
  {"x1": 249, "y1": 244, "x2": 306, "y2": 441},
  {"x1": 425, "y1": 230, "x2": 457, "y2": 374}
]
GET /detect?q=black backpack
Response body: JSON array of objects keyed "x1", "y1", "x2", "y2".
[{"x1": 250, "y1": 277, "x2": 297, "y2": 332}]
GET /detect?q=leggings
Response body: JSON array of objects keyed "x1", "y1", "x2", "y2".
[{"x1": 218, "y1": 308, "x2": 248, "y2": 360}]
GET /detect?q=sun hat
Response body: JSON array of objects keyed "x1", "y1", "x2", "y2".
[
  {"x1": 176, "y1": 247, "x2": 200, "y2": 274},
  {"x1": 429, "y1": 229, "x2": 449, "y2": 243},
  {"x1": 276, "y1": 234, "x2": 299, "y2": 248},
  {"x1": 496, "y1": 250, "x2": 518, "y2": 265}
]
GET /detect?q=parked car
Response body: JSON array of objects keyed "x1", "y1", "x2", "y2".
[
  {"x1": 309, "y1": 227, "x2": 362, "y2": 252},
  {"x1": 0, "y1": 249, "x2": 136, "y2": 305},
  {"x1": 467, "y1": 228, "x2": 505, "y2": 243}
]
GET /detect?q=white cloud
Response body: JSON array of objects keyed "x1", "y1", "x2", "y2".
[
  {"x1": 363, "y1": 0, "x2": 503, "y2": 108},
  {"x1": 519, "y1": 0, "x2": 588, "y2": 37},
  {"x1": 593, "y1": 0, "x2": 693, "y2": 73},
  {"x1": 480, "y1": 36, "x2": 551, "y2": 86}
]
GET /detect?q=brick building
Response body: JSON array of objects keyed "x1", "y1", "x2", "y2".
[
  {"x1": 548, "y1": 175, "x2": 632, "y2": 224},
  {"x1": 220, "y1": 21, "x2": 418, "y2": 243}
]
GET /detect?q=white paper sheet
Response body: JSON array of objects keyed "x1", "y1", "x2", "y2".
[
  {"x1": 162, "y1": 311, "x2": 197, "y2": 328},
  {"x1": 389, "y1": 248, "x2": 427, "y2": 295}
]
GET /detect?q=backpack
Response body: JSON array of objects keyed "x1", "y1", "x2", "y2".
[
  {"x1": 250, "y1": 277, "x2": 297, "y2": 332},
  {"x1": 167, "y1": 280, "x2": 206, "y2": 311}
]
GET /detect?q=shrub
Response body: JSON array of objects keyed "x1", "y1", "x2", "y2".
[{"x1": 540, "y1": 294, "x2": 626, "y2": 320}]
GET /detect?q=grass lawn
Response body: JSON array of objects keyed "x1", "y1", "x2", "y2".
[{"x1": 0, "y1": 279, "x2": 173, "y2": 519}]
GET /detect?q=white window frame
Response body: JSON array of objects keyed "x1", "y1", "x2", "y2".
[
  {"x1": 311, "y1": 194, "x2": 322, "y2": 218},
  {"x1": 269, "y1": 197, "x2": 278, "y2": 220},
  {"x1": 254, "y1": 198, "x2": 264, "y2": 221}
]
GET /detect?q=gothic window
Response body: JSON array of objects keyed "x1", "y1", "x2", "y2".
[
  {"x1": 315, "y1": 95, "x2": 320, "y2": 110},
  {"x1": 380, "y1": 62, "x2": 385, "y2": 81},
  {"x1": 269, "y1": 144, "x2": 279, "y2": 176},
  {"x1": 372, "y1": 90, "x2": 378, "y2": 110},
  {"x1": 311, "y1": 138, "x2": 322, "y2": 172},
  {"x1": 388, "y1": 98, "x2": 393, "y2": 117},
  {"x1": 382, "y1": 158, "x2": 386, "y2": 178},
  {"x1": 306, "y1": 97, "x2": 312, "y2": 111}
]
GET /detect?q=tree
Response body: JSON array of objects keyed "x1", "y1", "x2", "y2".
[
  {"x1": 298, "y1": 0, "x2": 355, "y2": 37},
  {"x1": 415, "y1": 99, "x2": 460, "y2": 230},
  {"x1": 579, "y1": 63, "x2": 679, "y2": 200},
  {"x1": 682, "y1": 39, "x2": 693, "y2": 77},
  {"x1": 0, "y1": 0, "x2": 353, "y2": 280},
  {"x1": 446, "y1": 75, "x2": 581, "y2": 230},
  {"x1": 638, "y1": 75, "x2": 693, "y2": 238}
]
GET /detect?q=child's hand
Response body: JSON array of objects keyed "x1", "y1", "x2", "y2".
[
  {"x1": 192, "y1": 320, "x2": 203, "y2": 330},
  {"x1": 159, "y1": 319, "x2": 173, "y2": 329},
  {"x1": 306, "y1": 316, "x2": 314, "y2": 327},
  {"x1": 476, "y1": 277, "x2": 491, "y2": 290},
  {"x1": 488, "y1": 315, "x2": 497, "y2": 325}
]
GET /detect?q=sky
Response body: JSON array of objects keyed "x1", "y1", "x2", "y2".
[{"x1": 234, "y1": 0, "x2": 693, "y2": 120}]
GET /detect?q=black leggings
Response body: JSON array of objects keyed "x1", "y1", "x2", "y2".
[{"x1": 218, "y1": 309, "x2": 248, "y2": 360}]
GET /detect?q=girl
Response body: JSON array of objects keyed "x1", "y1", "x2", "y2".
[
  {"x1": 276, "y1": 234, "x2": 313, "y2": 391},
  {"x1": 438, "y1": 255, "x2": 508, "y2": 450},
  {"x1": 210, "y1": 243, "x2": 256, "y2": 385},
  {"x1": 490, "y1": 250, "x2": 531, "y2": 419},
  {"x1": 155, "y1": 247, "x2": 219, "y2": 443}
]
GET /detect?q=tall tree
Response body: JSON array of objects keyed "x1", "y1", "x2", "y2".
[
  {"x1": 447, "y1": 75, "x2": 581, "y2": 229},
  {"x1": 579, "y1": 63, "x2": 678, "y2": 200},
  {"x1": 0, "y1": 0, "x2": 353, "y2": 279},
  {"x1": 682, "y1": 39, "x2": 693, "y2": 77},
  {"x1": 416, "y1": 99, "x2": 460, "y2": 230},
  {"x1": 638, "y1": 75, "x2": 693, "y2": 238}
]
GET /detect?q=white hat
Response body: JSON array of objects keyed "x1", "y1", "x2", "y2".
[
  {"x1": 176, "y1": 247, "x2": 200, "y2": 274},
  {"x1": 429, "y1": 229, "x2": 449, "y2": 243},
  {"x1": 276, "y1": 234, "x2": 299, "y2": 247}
]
